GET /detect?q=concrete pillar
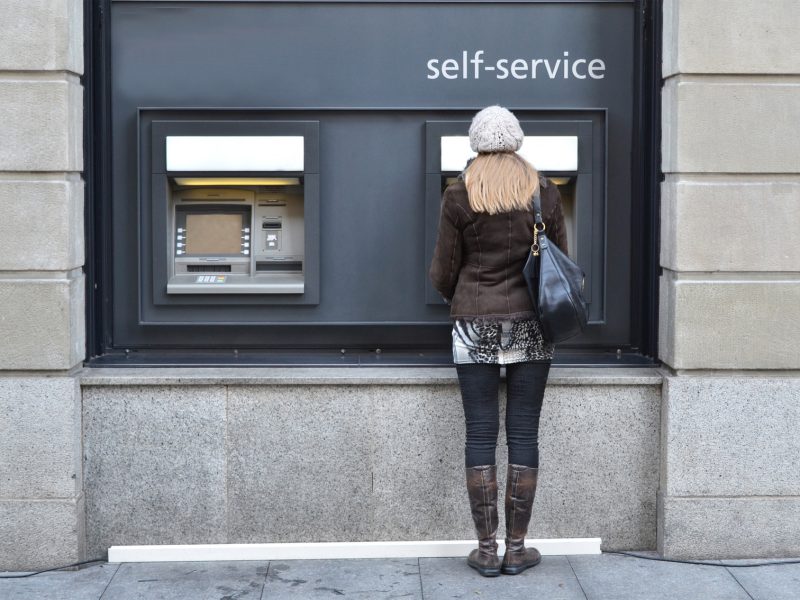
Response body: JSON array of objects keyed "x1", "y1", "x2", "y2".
[
  {"x1": 0, "y1": 0, "x2": 86, "y2": 571},
  {"x1": 658, "y1": 0, "x2": 800, "y2": 558}
]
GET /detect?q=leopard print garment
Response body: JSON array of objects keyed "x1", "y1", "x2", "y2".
[{"x1": 452, "y1": 317, "x2": 554, "y2": 364}]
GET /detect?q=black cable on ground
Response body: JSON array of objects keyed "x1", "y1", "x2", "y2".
[
  {"x1": 604, "y1": 550, "x2": 800, "y2": 568},
  {"x1": 0, "y1": 558, "x2": 107, "y2": 578},
  {"x1": 4, "y1": 552, "x2": 800, "y2": 577}
]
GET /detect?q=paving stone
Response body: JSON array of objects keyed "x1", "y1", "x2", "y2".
[
  {"x1": 264, "y1": 558, "x2": 422, "y2": 599},
  {"x1": 724, "y1": 559, "x2": 800, "y2": 600},
  {"x1": 420, "y1": 556, "x2": 587, "y2": 600},
  {"x1": 0, "y1": 563, "x2": 117, "y2": 600},
  {"x1": 100, "y1": 561, "x2": 267, "y2": 600},
  {"x1": 568, "y1": 553, "x2": 750, "y2": 600}
]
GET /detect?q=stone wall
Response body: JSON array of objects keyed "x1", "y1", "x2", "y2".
[
  {"x1": 0, "y1": 0, "x2": 86, "y2": 571},
  {"x1": 79, "y1": 369, "x2": 661, "y2": 559},
  {"x1": 3, "y1": 0, "x2": 799, "y2": 572},
  {"x1": 658, "y1": 0, "x2": 800, "y2": 558}
]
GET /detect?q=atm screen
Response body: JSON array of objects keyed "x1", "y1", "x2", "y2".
[
  {"x1": 185, "y1": 213, "x2": 242, "y2": 254},
  {"x1": 176, "y1": 205, "x2": 250, "y2": 257}
]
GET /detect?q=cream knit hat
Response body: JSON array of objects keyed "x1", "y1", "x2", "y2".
[{"x1": 468, "y1": 105, "x2": 524, "y2": 153}]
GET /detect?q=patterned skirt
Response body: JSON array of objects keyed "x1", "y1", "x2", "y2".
[{"x1": 452, "y1": 317, "x2": 555, "y2": 365}]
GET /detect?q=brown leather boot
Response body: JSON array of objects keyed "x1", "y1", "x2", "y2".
[
  {"x1": 501, "y1": 464, "x2": 542, "y2": 575},
  {"x1": 465, "y1": 464, "x2": 502, "y2": 577}
]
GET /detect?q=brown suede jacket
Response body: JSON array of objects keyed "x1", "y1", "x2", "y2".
[{"x1": 429, "y1": 175, "x2": 569, "y2": 320}]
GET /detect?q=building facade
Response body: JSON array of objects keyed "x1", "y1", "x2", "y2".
[{"x1": 1, "y1": 0, "x2": 798, "y2": 571}]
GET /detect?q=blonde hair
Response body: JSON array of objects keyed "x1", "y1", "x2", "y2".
[{"x1": 463, "y1": 152, "x2": 539, "y2": 214}]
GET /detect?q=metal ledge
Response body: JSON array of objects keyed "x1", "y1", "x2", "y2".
[{"x1": 80, "y1": 365, "x2": 663, "y2": 386}]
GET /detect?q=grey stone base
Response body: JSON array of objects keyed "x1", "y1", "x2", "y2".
[
  {"x1": 0, "y1": 375, "x2": 84, "y2": 571},
  {"x1": 659, "y1": 372, "x2": 800, "y2": 558},
  {"x1": 0, "y1": 496, "x2": 85, "y2": 571},
  {"x1": 81, "y1": 370, "x2": 661, "y2": 558},
  {"x1": 658, "y1": 494, "x2": 800, "y2": 559}
]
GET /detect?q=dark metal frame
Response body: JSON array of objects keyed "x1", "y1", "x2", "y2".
[{"x1": 83, "y1": 0, "x2": 662, "y2": 366}]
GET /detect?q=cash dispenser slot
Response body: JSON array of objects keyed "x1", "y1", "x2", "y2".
[{"x1": 256, "y1": 261, "x2": 303, "y2": 272}]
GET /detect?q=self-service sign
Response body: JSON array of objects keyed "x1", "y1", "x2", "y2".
[
  {"x1": 111, "y1": 2, "x2": 632, "y2": 109},
  {"x1": 426, "y1": 50, "x2": 607, "y2": 81}
]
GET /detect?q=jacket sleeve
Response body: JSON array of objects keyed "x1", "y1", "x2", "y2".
[
  {"x1": 428, "y1": 188, "x2": 463, "y2": 302},
  {"x1": 547, "y1": 185, "x2": 569, "y2": 256}
]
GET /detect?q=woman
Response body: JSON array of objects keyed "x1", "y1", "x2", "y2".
[{"x1": 429, "y1": 106, "x2": 569, "y2": 577}]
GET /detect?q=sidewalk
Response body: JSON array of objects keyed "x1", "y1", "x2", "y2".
[{"x1": 2, "y1": 552, "x2": 798, "y2": 599}]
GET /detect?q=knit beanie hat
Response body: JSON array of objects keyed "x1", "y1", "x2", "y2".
[{"x1": 468, "y1": 105, "x2": 524, "y2": 153}]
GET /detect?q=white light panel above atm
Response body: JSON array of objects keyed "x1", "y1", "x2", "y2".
[
  {"x1": 440, "y1": 136, "x2": 579, "y2": 172},
  {"x1": 166, "y1": 136, "x2": 304, "y2": 171}
]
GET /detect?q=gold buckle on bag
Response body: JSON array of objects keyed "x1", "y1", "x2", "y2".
[{"x1": 531, "y1": 222, "x2": 546, "y2": 256}]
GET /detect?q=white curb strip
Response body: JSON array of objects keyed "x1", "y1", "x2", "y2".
[{"x1": 108, "y1": 538, "x2": 602, "y2": 563}]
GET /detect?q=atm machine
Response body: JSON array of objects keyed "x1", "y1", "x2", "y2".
[
  {"x1": 167, "y1": 182, "x2": 305, "y2": 294},
  {"x1": 438, "y1": 133, "x2": 579, "y2": 259},
  {"x1": 425, "y1": 118, "x2": 601, "y2": 323},
  {"x1": 147, "y1": 128, "x2": 317, "y2": 297}
]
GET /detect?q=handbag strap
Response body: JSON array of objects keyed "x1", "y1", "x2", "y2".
[{"x1": 532, "y1": 189, "x2": 544, "y2": 225}]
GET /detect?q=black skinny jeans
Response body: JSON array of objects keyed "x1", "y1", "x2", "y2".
[{"x1": 456, "y1": 361, "x2": 551, "y2": 469}]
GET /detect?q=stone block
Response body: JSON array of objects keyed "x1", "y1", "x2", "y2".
[
  {"x1": 0, "y1": 376, "x2": 81, "y2": 499},
  {"x1": 658, "y1": 495, "x2": 800, "y2": 559},
  {"x1": 226, "y1": 385, "x2": 375, "y2": 543},
  {"x1": 0, "y1": 496, "x2": 85, "y2": 572},
  {"x1": 660, "y1": 175, "x2": 800, "y2": 272},
  {"x1": 81, "y1": 377, "x2": 660, "y2": 552},
  {"x1": 0, "y1": 272, "x2": 85, "y2": 370},
  {"x1": 82, "y1": 385, "x2": 227, "y2": 559},
  {"x1": 0, "y1": 75, "x2": 82, "y2": 172},
  {"x1": 370, "y1": 384, "x2": 477, "y2": 541},
  {"x1": 661, "y1": 374, "x2": 800, "y2": 497},
  {"x1": 372, "y1": 381, "x2": 660, "y2": 550},
  {"x1": 663, "y1": 1, "x2": 800, "y2": 77},
  {"x1": 534, "y1": 384, "x2": 660, "y2": 550},
  {"x1": 662, "y1": 77, "x2": 800, "y2": 174},
  {"x1": 0, "y1": 176, "x2": 84, "y2": 271},
  {"x1": 0, "y1": 0, "x2": 83, "y2": 73},
  {"x1": 658, "y1": 269, "x2": 800, "y2": 370}
]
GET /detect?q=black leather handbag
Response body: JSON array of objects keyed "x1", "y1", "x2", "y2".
[{"x1": 522, "y1": 190, "x2": 589, "y2": 343}]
